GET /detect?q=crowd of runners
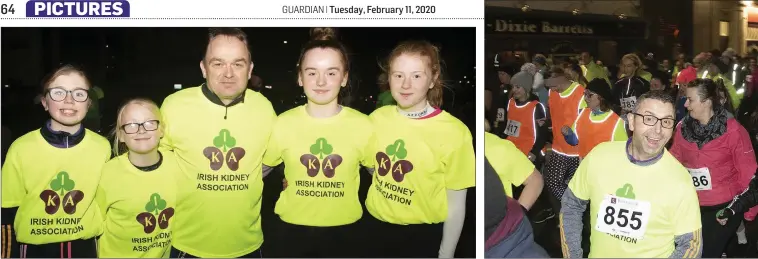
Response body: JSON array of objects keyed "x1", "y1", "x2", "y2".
[
  {"x1": 0, "y1": 27, "x2": 476, "y2": 258},
  {"x1": 485, "y1": 50, "x2": 758, "y2": 257}
]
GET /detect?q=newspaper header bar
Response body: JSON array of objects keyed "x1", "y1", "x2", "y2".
[{"x1": 0, "y1": 0, "x2": 482, "y2": 19}]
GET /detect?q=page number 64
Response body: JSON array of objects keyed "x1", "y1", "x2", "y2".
[{"x1": 1, "y1": 4, "x2": 15, "y2": 15}]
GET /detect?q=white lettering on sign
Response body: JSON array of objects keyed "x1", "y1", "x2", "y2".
[{"x1": 493, "y1": 20, "x2": 593, "y2": 35}]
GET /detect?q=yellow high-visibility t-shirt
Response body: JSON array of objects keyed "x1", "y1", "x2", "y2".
[
  {"x1": 484, "y1": 132, "x2": 534, "y2": 198},
  {"x1": 159, "y1": 86, "x2": 277, "y2": 258},
  {"x1": 263, "y1": 105, "x2": 373, "y2": 227},
  {"x1": 1, "y1": 129, "x2": 111, "y2": 244},
  {"x1": 563, "y1": 141, "x2": 701, "y2": 257},
  {"x1": 96, "y1": 152, "x2": 179, "y2": 258},
  {"x1": 365, "y1": 106, "x2": 475, "y2": 225}
]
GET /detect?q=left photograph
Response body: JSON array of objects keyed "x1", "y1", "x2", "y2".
[{"x1": 0, "y1": 27, "x2": 477, "y2": 258}]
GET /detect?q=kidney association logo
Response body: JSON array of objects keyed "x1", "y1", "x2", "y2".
[
  {"x1": 375, "y1": 139, "x2": 414, "y2": 182},
  {"x1": 136, "y1": 193, "x2": 174, "y2": 234},
  {"x1": 203, "y1": 129, "x2": 246, "y2": 171},
  {"x1": 39, "y1": 171, "x2": 84, "y2": 215},
  {"x1": 300, "y1": 138, "x2": 343, "y2": 178}
]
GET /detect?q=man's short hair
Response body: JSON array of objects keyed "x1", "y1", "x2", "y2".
[
  {"x1": 632, "y1": 90, "x2": 675, "y2": 113},
  {"x1": 204, "y1": 28, "x2": 251, "y2": 61}
]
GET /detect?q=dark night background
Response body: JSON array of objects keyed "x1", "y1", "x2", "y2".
[{"x1": 0, "y1": 27, "x2": 477, "y2": 257}]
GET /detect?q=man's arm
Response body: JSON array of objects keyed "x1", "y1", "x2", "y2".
[
  {"x1": 559, "y1": 188, "x2": 587, "y2": 258},
  {"x1": 669, "y1": 230, "x2": 702, "y2": 258}
]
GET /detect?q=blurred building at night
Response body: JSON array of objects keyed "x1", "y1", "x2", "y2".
[{"x1": 485, "y1": 0, "x2": 646, "y2": 66}]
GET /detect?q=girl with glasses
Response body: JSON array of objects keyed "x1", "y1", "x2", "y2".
[
  {"x1": 669, "y1": 78, "x2": 758, "y2": 257},
  {"x1": 1, "y1": 65, "x2": 111, "y2": 258},
  {"x1": 95, "y1": 98, "x2": 179, "y2": 258}
]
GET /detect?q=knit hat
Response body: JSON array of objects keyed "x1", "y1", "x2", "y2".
[
  {"x1": 586, "y1": 78, "x2": 617, "y2": 105},
  {"x1": 511, "y1": 71, "x2": 534, "y2": 93},
  {"x1": 676, "y1": 66, "x2": 698, "y2": 85}
]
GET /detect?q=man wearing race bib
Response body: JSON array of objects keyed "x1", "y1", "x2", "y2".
[
  {"x1": 543, "y1": 67, "x2": 587, "y2": 212},
  {"x1": 614, "y1": 54, "x2": 650, "y2": 117},
  {"x1": 159, "y1": 28, "x2": 277, "y2": 258},
  {"x1": 560, "y1": 91, "x2": 702, "y2": 258},
  {"x1": 669, "y1": 78, "x2": 757, "y2": 258}
]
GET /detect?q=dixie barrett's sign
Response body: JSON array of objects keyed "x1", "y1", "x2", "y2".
[{"x1": 493, "y1": 19, "x2": 594, "y2": 35}]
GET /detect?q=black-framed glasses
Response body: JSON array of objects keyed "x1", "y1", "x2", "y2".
[
  {"x1": 120, "y1": 120, "x2": 160, "y2": 134},
  {"x1": 631, "y1": 113, "x2": 675, "y2": 129},
  {"x1": 46, "y1": 87, "x2": 89, "y2": 102},
  {"x1": 584, "y1": 91, "x2": 596, "y2": 99}
]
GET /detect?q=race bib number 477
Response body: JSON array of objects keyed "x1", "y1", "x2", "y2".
[
  {"x1": 504, "y1": 120, "x2": 521, "y2": 138},
  {"x1": 595, "y1": 194, "x2": 651, "y2": 239}
]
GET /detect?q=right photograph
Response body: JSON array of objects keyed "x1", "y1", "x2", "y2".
[{"x1": 484, "y1": 1, "x2": 758, "y2": 258}]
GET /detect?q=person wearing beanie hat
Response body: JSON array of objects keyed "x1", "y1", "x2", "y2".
[
  {"x1": 505, "y1": 70, "x2": 554, "y2": 224},
  {"x1": 511, "y1": 71, "x2": 534, "y2": 94},
  {"x1": 562, "y1": 78, "x2": 627, "y2": 159}
]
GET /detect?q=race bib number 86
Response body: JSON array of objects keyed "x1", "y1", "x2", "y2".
[
  {"x1": 595, "y1": 195, "x2": 651, "y2": 239},
  {"x1": 687, "y1": 167, "x2": 712, "y2": 191}
]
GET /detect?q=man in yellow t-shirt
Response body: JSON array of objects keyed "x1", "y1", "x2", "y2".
[
  {"x1": 559, "y1": 91, "x2": 702, "y2": 258},
  {"x1": 484, "y1": 132, "x2": 544, "y2": 210},
  {"x1": 579, "y1": 52, "x2": 611, "y2": 87},
  {"x1": 160, "y1": 28, "x2": 277, "y2": 258}
]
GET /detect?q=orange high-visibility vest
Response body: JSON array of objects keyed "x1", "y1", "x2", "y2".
[
  {"x1": 574, "y1": 109, "x2": 623, "y2": 158},
  {"x1": 505, "y1": 99, "x2": 541, "y2": 155},
  {"x1": 548, "y1": 83, "x2": 585, "y2": 156}
]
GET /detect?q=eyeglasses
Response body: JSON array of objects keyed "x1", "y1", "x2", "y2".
[
  {"x1": 584, "y1": 91, "x2": 596, "y2": 99},
  {"x1": 120, "y1": 120, "x2": 160, "y2": 134},
  {"x1": 47, "y1": 87, "x2": 89, "y2": 102},
  {"x1": 631, "y1": 113, "x2": 675, "y2": 129}
]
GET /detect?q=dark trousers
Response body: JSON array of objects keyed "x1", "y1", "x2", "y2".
[
  {"x1": 361, "y1": 214, "x2": 443, "y2": 258},
  {"x1": 18, "y1": 238, "x2": 96, "y2": 258},
  {"x1": 170, "y1": 246, "x2": 263, "y2": 258},
  {"x1": 267, "y1": 216, "x2": 358, "y2": 258},
  {"x1": 701, "y1": 203, "x2": 743, "y2": 258}
]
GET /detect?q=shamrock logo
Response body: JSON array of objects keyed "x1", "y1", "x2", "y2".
[
  {"x1": 203, "y1": 129, "x2": 246, "y2": 171},
  {"x1": 615, "y1": 183, "x2": 636, "y2": 199},
  {"x1": 299, "y1": 138, "x2": 343, "y2": 178},
  {"x1": 39, "y1": 171, "x2": 84, "y2": 215},
  {"x1": 375, "y1": 139, "x2": 414, "y2": 182},
  {"x1": 135, "y1": 193, "x2": 175, "y2": 234}
]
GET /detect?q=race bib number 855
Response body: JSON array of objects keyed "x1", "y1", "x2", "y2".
[{"x1": 595, "y1": 195, "x2": 651, "y2": 239}]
